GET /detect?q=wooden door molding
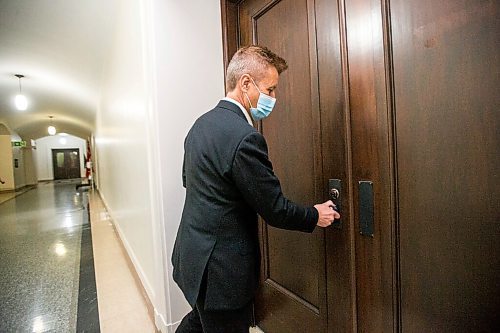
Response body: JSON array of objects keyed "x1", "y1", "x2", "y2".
[
  {"x1": 315, "y1": 0, "x2": 357, "y2": 331},
  {"x1": 220, "y1": 0, "x2": 239, "y2": 79},
  {"x1": 343, "y1": 0, "x2": 399, "y2": 331}
]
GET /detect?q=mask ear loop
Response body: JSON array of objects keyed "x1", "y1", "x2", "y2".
[
  {"x1": 242, "y1": 75, "x2": 256, "y2": 109},
  {"x1": 249, "y1": 77, "x2": 262, "y2": 94},
  {"x1": 244, "y1": 91, "x2": 254, "y2": 109}
]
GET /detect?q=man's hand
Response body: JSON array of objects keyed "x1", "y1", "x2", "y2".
[{"x1": 314, "y1": 200, "x2": 341, "y2": 228}]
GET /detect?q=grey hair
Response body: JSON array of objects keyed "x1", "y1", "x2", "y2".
[{"x1": 225, "y1": 45, "x2": 288, "y2": 92}]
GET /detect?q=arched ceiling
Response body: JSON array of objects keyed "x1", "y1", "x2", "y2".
[{"x1": 0, "y1": 0, "x2": 117, "y2": 140}]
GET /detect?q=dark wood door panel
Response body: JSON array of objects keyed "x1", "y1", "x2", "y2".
[
  {"x1": 391, "y1": 0, "x2": 500, "y2": 331},
  {"x1": 239, "y1": 0, "x2": 327, "y2": 332},
  {"x1": 256, "y1": 279, "x2": 321, "y2": 333},
  {"x1": 267, "y1": 228, "x2": 319, "y2": 307},
  {"x1": 256, "y1": 0, "x2": 320, "y2": 310}
]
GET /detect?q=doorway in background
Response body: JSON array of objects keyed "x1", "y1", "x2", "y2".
[{"x1": 52, "y1": 149, "x2": 81, "y2": 180}]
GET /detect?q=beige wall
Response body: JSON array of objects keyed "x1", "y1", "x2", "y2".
[
  {"x1": 0, "y1": 126, "x2": 37, "y2": 190},
  {"x1": 23, "y1": 147, "x2": 38, "y2": 186},
  {"x1": 0, "y1": 135, "x2": 14, "y2": 191},
  {"x1": 12, "y1": 146, "x2": 26, "y2": 189}
]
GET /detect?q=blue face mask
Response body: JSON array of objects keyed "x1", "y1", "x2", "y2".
[{"x1": 245, "y1": 77, "x2": 276, "y2": 121}]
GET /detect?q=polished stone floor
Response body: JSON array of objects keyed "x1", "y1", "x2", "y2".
[
  {"x1": 0, "y1": 180, "x2": 157, "y2": 332},
  {"x1": 0, "y1": 180, "x2": 96, "y2": 332}
]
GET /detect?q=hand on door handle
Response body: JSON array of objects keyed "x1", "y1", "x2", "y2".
[
  {"x1": 329, "y1": 179, "x2": 342, "y2": 228},
  {"x1": 315, "y1": 200, "x2": 341, "y2": 227}
]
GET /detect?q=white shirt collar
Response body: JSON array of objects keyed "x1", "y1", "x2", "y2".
[{"x1": 222, "y1": 97, "x2": 253, "y2": 127}]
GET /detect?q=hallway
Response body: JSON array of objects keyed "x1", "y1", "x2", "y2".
[
  {"x1": 0, "y1": 0, "x2": 226, "y2": 330},
  {"x1": 0, "y1": 181, "x2": 156, "y2": 332}
]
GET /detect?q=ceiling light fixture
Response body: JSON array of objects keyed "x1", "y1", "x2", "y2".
[
  {"x1": 14, "y1": 74, "x2": 28, "y2": 111},
  {"x1": 48, "y1": 116, "x2": 57, "y2": 135}
]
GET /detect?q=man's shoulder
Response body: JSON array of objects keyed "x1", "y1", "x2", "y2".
[
  {"x1": 186, "y1": 103, "x2": 256, "y2": 146},
  {"x1": 195, "y1": 102, "x2": 255, "y2": 132}
]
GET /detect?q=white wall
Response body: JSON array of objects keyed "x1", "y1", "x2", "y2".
[
  {"x1": 95, "y1": 0, "x2": 224, "y2": 332},
  {"x1": 35, "y1": 134, "x2": 86, "y2": 180},
  {"x1": 95, "y1": 0, "x2": 158, "y2": 330},
  {"x1": 151, "y1": 0, "x2": 225, "y2": 330}
]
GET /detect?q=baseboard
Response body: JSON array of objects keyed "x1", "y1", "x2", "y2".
[
  {"x1": 154, "y1": 309, "x2": 171, "y2": 333},
  {"x1": 0, "y1": 184, "x2": 36, "y2": 193},
  {"x1": 95, "y1": 190, "x2": 159, "y2": 331},
  {"x1": 156, "y1": 312, "x2": 180, "y2": 333},
  {"x1": 14, "y1": 184, "x2": 36, "y2": 191}
]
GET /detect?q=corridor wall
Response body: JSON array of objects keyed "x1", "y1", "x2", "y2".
[
  {"x1": 95, "y1": 0, "x2": 224, "y2": 332},
  {"x1": 152, "y1": 0, "x2": 225, "y2": 330}
]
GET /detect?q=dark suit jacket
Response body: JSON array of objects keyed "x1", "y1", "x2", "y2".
[{"x1": 172, "y1": 100, "x2": 318, "y2": 311}]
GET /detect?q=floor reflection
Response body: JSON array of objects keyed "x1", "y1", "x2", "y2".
[{"x1": 0, "y1": 180, "x2": 87, "y2": 332}]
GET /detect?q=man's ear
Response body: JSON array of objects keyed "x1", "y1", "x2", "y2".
[{"x1": 239, "y1": 74, "x2": 251, "y2": 92}]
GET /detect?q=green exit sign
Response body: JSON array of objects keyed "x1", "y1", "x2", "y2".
[{"x1": 12, "y1": 141, "x2": 27, "y2": 147}]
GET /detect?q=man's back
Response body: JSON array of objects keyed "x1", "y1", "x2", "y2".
[
  {"x1": 173, "y1": 100, "x2": 260, "y2": 311},
  {"x1": 173, "y1": 99, "x2": 319, "y2": 311}
]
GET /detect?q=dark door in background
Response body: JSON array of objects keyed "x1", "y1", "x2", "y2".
[
  {"x1": 222, "y1": 0, "x2": 499, "y2": 332},
  {"x1": 52, "y1": 149, "x2": 81, "y2": 180}
]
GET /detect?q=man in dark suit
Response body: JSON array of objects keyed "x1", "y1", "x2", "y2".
[{"x1": 172, "y1": 45, "x2": 340, "y2": 333}]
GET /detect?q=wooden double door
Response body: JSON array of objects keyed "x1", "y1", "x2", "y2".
[
  {"x1": 52, "y1": 148, "x2": 81, "y2": 180},
  {"x1": 222, "y1": 0, "x2": 499, "y2": 332}
]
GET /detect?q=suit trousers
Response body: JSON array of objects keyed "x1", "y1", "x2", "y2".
[
  {"x1": 176, "y1": 273, "x2": 253, "y2": 333},
  {"x1": 175, "y1": 301, "x2": 253, "y2": 333}
]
